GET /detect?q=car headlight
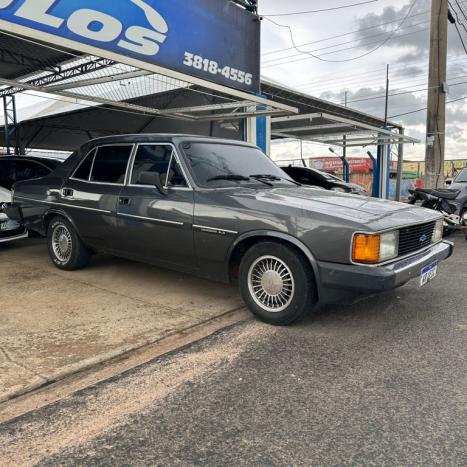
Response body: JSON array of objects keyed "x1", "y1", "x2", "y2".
[
  {"x1": 352, "y1": 231, "x2": 399, "y2": 264},
  {"x1": 432, "y1": 218, "x2": 444, "y2": 243}
]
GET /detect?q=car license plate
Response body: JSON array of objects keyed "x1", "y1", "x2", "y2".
[
  {"x1": 420, "y1": 261, "x2": 438, "y2": 287},
  {"x1": 0, "y1": 219, "x2": 19, "y2": 231}
]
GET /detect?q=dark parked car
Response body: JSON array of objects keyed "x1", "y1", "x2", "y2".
[
  {"x1": 0, "y1": 156, "x2": 61, "y2": 191},
  {"x1": 8, "y1": 135, "x2": 453, "y2": 325},
  {"x1": 281, "y1": 165, "x2": 368, "y2": 195}
]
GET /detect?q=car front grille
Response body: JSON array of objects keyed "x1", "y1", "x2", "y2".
[{"x1": 398, "y1": 221, "x2": 436, "y2": 256}]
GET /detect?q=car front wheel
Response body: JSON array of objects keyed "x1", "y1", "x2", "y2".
[
  {"x1": 239, "y1": 241, "x2": 317, "y2": 325},
  {"x1": 47, "y1": 216, "x2": 91, "y2": 270}
]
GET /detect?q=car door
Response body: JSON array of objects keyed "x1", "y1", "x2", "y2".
[
  {"x1": 60, "y1": 144, "x2": 133, "y2": 252},
  {"x1": 116, "y1": 143, "x2": 195, "y2": 272}
]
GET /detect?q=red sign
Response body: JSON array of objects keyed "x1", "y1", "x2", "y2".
[{"x1": 309, "y1": 157, "x2": 398, "y2": 174}]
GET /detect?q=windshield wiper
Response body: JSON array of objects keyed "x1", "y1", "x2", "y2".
[
  {"x1": 206, "y1": 174, "x2": 274, "y2": 187},
  {"x1": 206, "y1": 174, "x2": 250, "y2": 182},
  {"x1": 250, "y1": 174, "x2": 301, "y2": 186}
]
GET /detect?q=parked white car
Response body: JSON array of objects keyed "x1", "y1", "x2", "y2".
[{"x1": 0, "y1": 187, "x2": 28, "y2": 243}]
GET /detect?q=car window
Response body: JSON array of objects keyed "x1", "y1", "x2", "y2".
[
  {"x1": 131, "y1": 145, "x2": 187, "y2": 187},
  {"x1": 72, "y1": 150, "x2": 96, "y2": 181},
  {"x1": 0, "y1": 160, "x2": 13, "y2": 190},
  {"x1": 90, "y1": 146, "x2": 132, "y2": 184},
  {"x1": 454, "y1": 168, "x2": 467, "y2": 182},
  {"x1": 14, "y1": 160, "x2": 51, "y2": 182}
]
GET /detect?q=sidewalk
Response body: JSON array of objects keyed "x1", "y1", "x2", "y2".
[{"x1": 0, "y1": 239, "x2": 244, "y2": 402}]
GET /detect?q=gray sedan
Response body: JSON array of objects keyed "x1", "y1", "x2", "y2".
[{"x1": 8, "y1": 135, "x2": 453, "y2": 325}]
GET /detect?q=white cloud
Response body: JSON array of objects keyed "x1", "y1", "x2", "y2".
[{"x1": 263, "y1": 0, "x2": 467, "y2": 161}]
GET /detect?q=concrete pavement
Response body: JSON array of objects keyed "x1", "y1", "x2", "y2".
[
  {"x1": 0, "y1": 238, "x2": 244, "y2": 402},
  {"x1": 0, "y1": 235, "x2": 465, "y2": 466}
]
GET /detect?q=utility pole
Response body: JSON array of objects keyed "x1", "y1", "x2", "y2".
[{"x1": 425, "y1": 0, "x2": 448, "y2": 189}]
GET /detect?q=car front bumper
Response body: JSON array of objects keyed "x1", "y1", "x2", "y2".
[{"x1": 316, "y1": 240, "x2": 454, "y2": 305}]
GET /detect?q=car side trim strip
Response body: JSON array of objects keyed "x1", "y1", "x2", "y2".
[
  {"x1": 14, "y1": 196, "x2": 112, "y2": 214},
  {"x1": 117, "y1": 212, "x2": 184, "y2": 226},
  {"x1": 193, "y1": 224, "x2": 238, "y2": 235}
]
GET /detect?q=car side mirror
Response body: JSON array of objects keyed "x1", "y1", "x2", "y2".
[
  {"x1": 138, "y1": 172, "x2": 169, "y2": 195},
  {"x1": 445, "y1": 178, "x2": 452, "y2": 186}
]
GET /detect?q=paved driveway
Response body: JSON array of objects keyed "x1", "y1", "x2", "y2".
[
  {"x1": 0, "y1": 238, "x2": 243, "y2": 402},
  {"x1": 1, "y1": 235, "x2": 465, "y2": 466}
]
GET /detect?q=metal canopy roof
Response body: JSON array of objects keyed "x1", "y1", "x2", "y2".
[
  {"x1": 271, "y1": 112, "x2": 418, "y2": 147},
  {"x1": 0, "y1": 33, "x2": 420, "y2": 152},
  {"x1": 261, "y1": 81, "x2": 419, "y2": 148},
  {"x1": 0, "y1": 31, "x2": 297, "y2": 122}
]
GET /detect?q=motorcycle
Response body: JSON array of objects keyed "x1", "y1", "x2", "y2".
[{"x1": 408, "y1": 187, "x2": 467, "y2": 238}]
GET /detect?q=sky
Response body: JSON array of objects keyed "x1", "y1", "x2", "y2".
[
  {"x1": 9, "y1": 0, "x2": 467, "y2": 162},
  {"x1": 260, "y1": 0, "x2": 467, "y2": 162}
]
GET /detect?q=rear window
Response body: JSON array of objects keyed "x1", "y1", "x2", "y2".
[
  {"x1": 14, "y1": 160, "x2": 51, "y2": 182},
  {"x1": 72, "y1": 150, "x2": 95, "y2": 181},
  {"x1": 90, "y1": 146, "x2": 133, "y2": 184}
]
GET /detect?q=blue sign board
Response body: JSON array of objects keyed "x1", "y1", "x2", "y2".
[{"x1": 0, "y1": 0, "x2": 261, "y2": 92}]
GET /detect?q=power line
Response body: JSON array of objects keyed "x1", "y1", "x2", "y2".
[
  {"x1": 263, "y1": 0, "x2": 418, "y2": 63},
  {"x1": 389, "y1": 94, "x2": 467, "y2": 118},
  {"x1": 452, "y1": 18, "x2": 467, "y2": 53},
  {"x1": 263, "y1": 24, "x2": 428, "y2": 67},
  {"x1": 261, "y1": 9, "x2": 434, "y2": 56},
  {"x1": 340, "y1": 78, "x2": 467, "y2": 105},
  {"x1": 295, "y1": 52, "x2": 467, "y2": 92},
  {"x1": 261, "y1": 0, "x2": 379, "y2": 17},
  {"x1": 262, "y1": 20, "x2": 430, "y2": 66}
]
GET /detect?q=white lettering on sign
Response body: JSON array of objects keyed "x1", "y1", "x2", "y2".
[
  {"x1": 0, "y1": 0, "x2": 169, "y2": 57},
  {"x1": 0, "y1": 0, "x2": 15, "y2": 8},
  {"x1": 67, "y1": 9, "x2": 123, "y2": 42},
  {"x1": 119, "y1": 26, "x2": 167, "y2": 56},
  {"x1": 15, "y1": 0, "x2": 64, "y2": 28}
]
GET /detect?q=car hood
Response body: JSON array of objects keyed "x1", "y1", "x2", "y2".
[
  {"x1": 450, "y1": 182, "x2": 467, "y2": 191},
  {"x1": 245, "y1": 186, "x2": 439, "y2": 227}
]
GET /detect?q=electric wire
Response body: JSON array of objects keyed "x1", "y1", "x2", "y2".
[
  {"x1": 262, "y1": 20, "x2": 430, "y2": 66},
  {"x1": 261, "y1": 0, "x2": 379, "y2": 17},
  {"x1": 263, "y1": 26, "x2": 428, "y2": 67},
  {"x1": 263, "y1": 0, "x2": 418, "y2": 63}
]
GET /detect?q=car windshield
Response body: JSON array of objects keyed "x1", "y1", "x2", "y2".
[
  {"x1": 454, "y1": 168, "x2": 467, "y2": 182},
  {"x1": 182, "y1": 142, "x2": 296, "y2": 188}
]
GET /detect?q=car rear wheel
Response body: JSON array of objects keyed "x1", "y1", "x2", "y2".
[
  {"x1": 47, "y1": 216, "x2": 91, "y2": 270},
  {"x1": 239, "y1": 241, "x2": 317, "y2": 325}
]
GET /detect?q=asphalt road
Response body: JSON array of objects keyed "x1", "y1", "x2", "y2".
[{"x1": 1, "y1": 236, "x2": 466, "y2": 466}]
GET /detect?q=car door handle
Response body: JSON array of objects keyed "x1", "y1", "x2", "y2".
[
  {"x1": 119, "y1": 197, "x2": 131, "y2": 206},
  {"x1": 62, "y1": 188, "x2": 74, "y2": 198}
]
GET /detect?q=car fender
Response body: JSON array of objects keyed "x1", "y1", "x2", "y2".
[
  {"x1": 227, "y1": 230, "x2": 323, "y2": 301},
  {"x1": 42, "y1": 208, "x2": 83, "y2": 237}
]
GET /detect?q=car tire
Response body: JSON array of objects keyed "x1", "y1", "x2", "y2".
[
  {"x1": 47, "y1": 216, "x2": 91, "y2": 270},
  {"x1": 239, "y1": 241, "x2": 317, "y2": 326}
]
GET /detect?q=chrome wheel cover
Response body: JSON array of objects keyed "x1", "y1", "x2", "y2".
[
  {"x1": 52, "y1": 224, "x2": 72, "y2": 263},
  {"x1": 248, "y1": 255, "x2": 295, "y2": 313}
]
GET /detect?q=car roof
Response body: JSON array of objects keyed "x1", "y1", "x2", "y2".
[
  {"x1": 84, "y1": 134, "x2": 258, "y2": 149},
  {"x1": 0, "y1": 155, "x2": 61, "y2": 167}
]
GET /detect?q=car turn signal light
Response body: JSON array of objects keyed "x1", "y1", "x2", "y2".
[
  {"x1": 352, "y1": 231, "x2": 399, "y2": 264},
  {"x1": 352, "y1": 234, "x2": 381, "y2": 264}
]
